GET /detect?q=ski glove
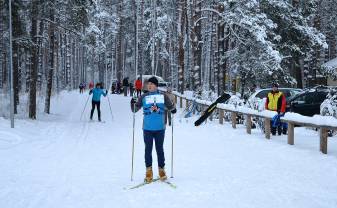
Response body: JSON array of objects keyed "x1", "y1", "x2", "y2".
[
  {"x1": 171, "y1": 108, "x2": 177, "y2": 114},
  {"x1": 131, "y1": 98, "x2": 137, "y2": 104},
  {"x1": 106, "y1": 90, "x2": 108, "y2": 94}
]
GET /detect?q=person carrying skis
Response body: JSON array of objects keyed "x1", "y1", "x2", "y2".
[
  {"x1": 135, "y1": 77, "x2": 142, "y2": 97},
  {"x1": 131, "y1": 76, "x2": 177, "y2": 183},
  {"x1": 265, "y1": 83, "x2": 287, "y2": 135},
  {"x1": 89, "y1": 82, "x2": 108, "y2": 122},
  {"x1": 165, "y1": 87, "x2": 175, "y2": 126}
]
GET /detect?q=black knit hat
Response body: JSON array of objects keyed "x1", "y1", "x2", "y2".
[
  {"x1": 148, "y1": 76, "x2": 158, "y2": 87},
  {"x1": 272, "y1": 83, "x2": 279, "y2": 88}
]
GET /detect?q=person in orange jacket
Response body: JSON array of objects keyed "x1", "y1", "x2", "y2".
[
  {"x1": 135, "y1": 77, "x2": 143, "y2": 97},
  {"x1": 265, "y1": 83, "x2": 287, "y2": 135}
]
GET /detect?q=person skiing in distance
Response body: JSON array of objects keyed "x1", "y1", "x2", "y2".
[
  {"x1": 265, "y1": 83, "x2": 287, "y2": 135},
  {"x1": 79, "y1": 83, "x2": 83, "y2": 94},
  {"x1": 131, "y1": 76, "x2": 177, "y2": 183},
  {"x1": 89, "y1": 82, "x2": 108, "y2": 122},
  {"x1": 135, "y1": 77, "x2": 143, "y2": 97}
]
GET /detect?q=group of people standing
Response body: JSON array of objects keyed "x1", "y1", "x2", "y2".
[
  {"x1": 121, "y1": 77, "x2": 143, "y2": 97},
  {"x1": 110, "y1": 77, "x2": 142, "y2": 97}
]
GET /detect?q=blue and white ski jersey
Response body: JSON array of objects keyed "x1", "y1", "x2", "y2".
[{"x1": 135, "y1": 91, "x2": 175, "y2": 131}]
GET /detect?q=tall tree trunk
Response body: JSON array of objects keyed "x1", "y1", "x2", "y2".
[
  {"x1": 13, "y1": 42, "x2": 19, "y2": 114},
  {"x1": 178, "y1": 0, "x2": 187, "y2": 93},
  {"x1": 45, "y1": 3, "x2": 55, "y2": 114},
  {"x1": 29, "y1": 0, "x2": 39, "y2": 119},
  {"x1": 116, "y1": 3, "x2": 123, "y2": 81},
  {"x1": 191, "y1": 0, "x2": 202, "y2": 90}
]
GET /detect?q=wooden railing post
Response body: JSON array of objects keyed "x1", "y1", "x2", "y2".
[
  {"x1": 180, "y1": 97, "x2": 183, "y2": 108},
  {"x1": 231, "y1": 112, "x2": 237, "y2": 129},
  {"x1": 186, "y1": 99, "x2": 189, "y2": 109},
  {"x1": 246, "y1": 115, "x2": 252, "y2": 134},
  {"x1": 287, "y1": 122, "x2": 294, "y2": 145},
  {"x1": 174, "y1": 95, "x2": 177, "y2": 104},
  {"x1": 219, "y1": 110, "x2": 224, "y2": 124},
  {"x1": 264, "y1": 118, "x2": 271, "y2": 139},
  {"x1": 320, "y1": 128, "x2": 328, "y2": 154}
]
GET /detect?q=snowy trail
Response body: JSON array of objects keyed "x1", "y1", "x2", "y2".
[{"x1": 1, "y1": 91, "x2": 337, "y2": 208}]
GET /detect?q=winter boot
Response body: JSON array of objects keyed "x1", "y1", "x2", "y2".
[
  {"x1": 271, "y1": 127, "x2": 277, "y2": 136},
  {"x1": 144, "y1": 167, "x2": 153, "y2": 183},
  {"x1": 282, "y1": 128, "x2": 287, "y2": 135},
  {"x1": 159, "y1": 167, "x2": 167, "y2": 181},
  {"x1": 277, "y1": 126, "x2": 282, "y2": 136}
]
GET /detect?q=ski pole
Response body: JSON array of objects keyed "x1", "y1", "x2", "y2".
[
  {"x1": 131, "y1": 101, "x2": 136, "y2": 181},
  {"x1": 171, "y1": 113, "x2": 174, "y2": 178},
  {"x1": 80, "y1": 94, "x2": 90, "y2": 121},
  {"x1": 106, "y1": 95, "x2": 114, "y2": 121}
]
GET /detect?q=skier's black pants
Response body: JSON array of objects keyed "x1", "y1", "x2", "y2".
[
  {"x1": 90, "y1": 101, "x2": 101, "y2": 120},
  {"x1": 143, "y1": 130, "x2": 165, "y2": 168},
  {"x1": 136, "y1": 89, "x2": 142, "y2": 97}
]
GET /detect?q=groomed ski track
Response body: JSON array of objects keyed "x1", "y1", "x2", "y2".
[{"x1": 1, "y1": 91, "x2": 337, "y2": 208}]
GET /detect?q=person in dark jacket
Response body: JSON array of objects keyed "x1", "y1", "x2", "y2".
[
  {"x1": 89, "y1": 83, "x2": 108, "y2": 122},
  {"x1": 265, "y1": 83, "x2": 287, "y2": 135},
  {"x1": 129, "y1": 82, "x2": 134, "y2": 97},
  {"x1": 123, "y1": 77, "x2": 129, "y2": 96},
  {"x1": 131, "y1": 76, "x2": 176, "y2": 183}
]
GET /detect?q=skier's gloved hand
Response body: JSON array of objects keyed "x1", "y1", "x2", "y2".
[
  {"x1": 151, "y1": 105, "x2": 159, "y2": 112},
  {"x1": 106, "y1": 90, "x2": 108, "y2": 94},
  {"x1": 171, "y1": 108, "x2": 177, "y2": 114},
  {"x1": 131, "y1": 98, "x2": 137, "y2": 104}
]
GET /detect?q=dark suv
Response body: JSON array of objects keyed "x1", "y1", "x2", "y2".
[{"x1": 287, "y1": 87, "x2": 329, "y2": 116}]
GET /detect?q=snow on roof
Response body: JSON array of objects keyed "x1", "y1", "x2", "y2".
[{"x1": 322, "y1": 57, "x2": 337, "y2": 70}]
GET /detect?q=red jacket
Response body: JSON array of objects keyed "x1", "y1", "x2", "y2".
[
  {"x1": 89, "y1": 82, "x2": 94, "y2": 89},
  {"x1": 135, "y1": 80, "x2": 142, "y2": 90}
]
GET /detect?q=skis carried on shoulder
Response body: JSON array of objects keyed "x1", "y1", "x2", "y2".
[{"x1": 194, "y1": 93, "x2": 231, "y2": 126}]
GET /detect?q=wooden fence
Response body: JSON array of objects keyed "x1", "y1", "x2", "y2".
[{"x1": 169, "y1": 92, "x2": 337, "y2": 155}]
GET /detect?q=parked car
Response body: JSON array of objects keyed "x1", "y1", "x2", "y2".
[
  {"x1": 247, "y1": 88, "x2": 303, "y2": 111},
  {"x1": 138, "y1": 75, "x2": 169, "y2": 92},
  {"x1": 320, "y1": 88, "x2": 337, "y2": 136},
  {"x1": 320, "y1": 88, "x2": 337, "y2": 118},
  {"x1": 287, "y1": 86, "x2": 330, "y2": 116}
]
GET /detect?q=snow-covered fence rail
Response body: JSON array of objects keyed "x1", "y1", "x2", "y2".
[{"x1": 166, "y1": 91, "x2": 337, "y2": 155}]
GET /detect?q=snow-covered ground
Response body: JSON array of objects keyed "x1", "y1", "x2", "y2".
[{"x1": 1, "y1": 91, "x2": 337, "y2": 208}]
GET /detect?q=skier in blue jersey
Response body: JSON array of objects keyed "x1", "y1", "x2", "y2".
[
  {"x1": 131, "y1": 77, "x2": 176, "y2": 183},
  {"x1": 89, "y1": 83, "x2": 108, "y2": 121}
]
